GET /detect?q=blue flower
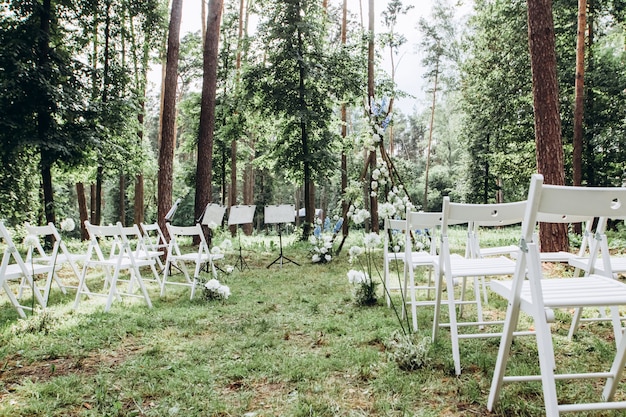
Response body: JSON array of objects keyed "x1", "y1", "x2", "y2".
[
  {"x1": 314, "y1": 225, "x2": 321, "y2": 238},
  {"x1": 333, "y1": 218, "x2": 343, "y2": 233}
]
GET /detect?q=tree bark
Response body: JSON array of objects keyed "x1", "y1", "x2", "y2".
[
  {"x1": 572, "y1": 0, "x2": 586, "y2": 189},
  {"x1": 158, "y1": 0, "x2": 183, "y2": 236},
  {"x1": 76, "y1": 182, "x2": 89, "y2": 240},
  {"x1": 341, "y1": 0, "x2": 349, "y2": 237},
  {"x1": 527, "y1": 0, "x2": 567, "y2": 251},
  {"x1": 195, "y1": 0, "x2": 224, "y2": 237}
]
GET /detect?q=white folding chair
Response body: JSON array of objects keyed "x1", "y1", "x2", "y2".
[
  {"x1": 488, "y1": 174, "x2": 626, "y2": 416},
  {"x1": 432, "y1": 199, "x2": 526, "y2": 375},
  {"x1": 567, "y1": 216, "x2": 626, "y2": 341},
  {"x1": 161, "y1": 223, "x2": 224, "y2": 299},
  {"x1": 401, "y1": 211, "x2": 443, "y2": 332},
  {"x1": 74, "y1": 221, "x2": 153, "y2": 311},
  {"x1": 118, "y1": 224, "x2": 163, "y2": 286},
  {"x1": 0, "y1": 222, "x2": 50, "y2": 317},
  {"x1": 140, "y1": 222, "x2": 168, "y2": 270},
  {"x1": 20, "y1": 222, "x2": 87, "y2": 302}
]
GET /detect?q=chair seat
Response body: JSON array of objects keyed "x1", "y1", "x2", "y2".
[
  {"x1": 480, "y1": 245, "x2": 519, "y2": 257},
  {"x1": 87, "y1": 257, "x2": 156, "y2": 269},
  {"x1": 511, "y1": 250, "x2": 575, "y2": 263},
  {"x1": 3, "y1": 263, "x2": 54, "y2": 280},
  {"x1": 169, "y1": 253, "x2": 224, "y2": 262},
  {"x1": 569, "y1": 256, "x2": 626, "y2": 274},
  {"x1": 445, "y1": 256, "x2": 516, "y2": 277},
  {"x1": 491, "y1": 275, "x2": 626, "y2": 309}
]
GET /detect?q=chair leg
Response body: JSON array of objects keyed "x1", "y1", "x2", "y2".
[
  {"x1": 567, "y1": 307, "x2": 583, "y2": 340},
  {"x1": 445, "y1": 270, "x2": 462, "y2": 375},
  {"x1": 3, "y1": 281, "x2": 27, "y2": 318}
]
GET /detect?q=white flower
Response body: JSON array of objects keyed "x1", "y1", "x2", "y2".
[
  {"x1": 309, "y1": 235, "x2": 318, "y2": 245},
  {"x1": 352, "y1": 209, "x2": 370, "y2": 225},
  {"x1": 393, "y1": 245, "x2": 400, "y2": 253},
  {"x1": 415, "y1": 241, "x2": 425, "y2": 251},
  {"x1": 225, "y1": 265, "x2": 234, "y2": 274},
  {"x1": 363, "y1": 232, "x2": 382, "y2": 249},
  {"x1": 204, "y1": 278, "x2": 221, "y2": 291},
  {"x1": 217, "y1": 285, "x2": 231, "y2": 299},
  {"x1": 60, "y1": 218, "x2": 75, "y2": 232},
  {"x1": 211, "y1": 246, "x2": 222, "y2": 255},
  {"x1": 372, "y1": 169, "x2": 381, "y2": 180},
  {"x1": 372, "y1": 133, "x2": 381, "y2": 143},
  {"x1": 23, "y1": 235, "x2": 39, "y2": 248},
  {"x1": 206, "y1": 221, "x2": 218, "y2": 231},
  {"x1": 220, "y1": 239, "x2": 233, "y2": 251},
  {"x1": 324, "y1": 254, "x2": 332, "y2": 262},
  {"x1": 378, "y1": 202, "x2": 396, "y2": 219},
  {"x1": 370, "y1": 191, "x2": 377, "y2": 197},
  {"x1": 349, "y1": 246, "x2": 364, "y2": 258},
  {"x1": 312, "y1": 254, "x2": 321, "y2": 263},
  {"x1": 371, "y1": 180, "x2": 378, "y2": 190}
]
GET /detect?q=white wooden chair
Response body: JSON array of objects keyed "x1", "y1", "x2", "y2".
[
  {"x1": 118, "y1": 224, "x2": 163, "y2": 286},
  {"x1": 567, "y1": 216, "x2": 626, "y2": 341},
  {"x1": 488, "y1": 174, "x2": 626, "y2": 416},
  {"x1": 74, "y1": 221, "x2": 153, "y2": 312},
  {"x1": 402, "y1": 211, "x2": 442, "y2": 331},
  {"x1": 161, "y1": 223, "x2": 224, "y2": 299},
  {"x1": 0, "y1": 222, "x2": 50, "y2": 317},
  {"x1": 432, "y1": 199, "x2": 526, "y2": 375},
  {"x1": 20, "y1": 222, "x2": 87, "y2": 303},
  {"x1": 140, "y1": 222, "x2": 168, "y2": 270}
]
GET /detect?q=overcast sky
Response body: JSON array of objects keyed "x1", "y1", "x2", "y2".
[{"x1": 175, "y1": 0, "x2": 474, "y2": 116}]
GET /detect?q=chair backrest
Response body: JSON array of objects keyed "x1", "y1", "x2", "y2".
[
  {"x1": 0, "y1": 222, "x2": 31, "y2": 276},
  {"x1": 140, "y1": 222, "x2": 168, "y2": 251},
  {"x1": 523, "y1": 174, "x2": 626, "y2": 244},
  {"x1": 442, "y1": 198, "x2": 526, "y2": 258},
  {"x1": 534, "y1": 213, "x2": 594, "y2": 256},
  {"x1": 406, "y1": 211, "x2": 443, "y2": 255},
  {"x1": 165, "y1": 223, "x2": 211, "y2": 258},
  {"x1": 383, "y1": 218, "x2": 407, "y2": 256},
  {"x1": 24, "y1": 222, "x2": 72, "y2": 264}
]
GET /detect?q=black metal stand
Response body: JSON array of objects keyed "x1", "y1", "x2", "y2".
[
  {"x1": 267, "y1": 225, "x2": 299, "y2": 268},
  {"x1": 234, "y1": 229, "x2": 249, "y2": 271}
]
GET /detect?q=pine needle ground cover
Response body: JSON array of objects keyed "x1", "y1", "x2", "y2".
[{"x1": 0, "y1": 228, "x2": 625, "y2": 416}]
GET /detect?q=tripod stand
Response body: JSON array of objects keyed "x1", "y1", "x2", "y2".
[
  {"x1": 234, "y1": 228, "x2": 249, "y2": 271},
  {"x1": 267, "y1": 223, "x2": 299, "y2": 268},
  {"x1": 228, "y1": 205, "x2": 256, "y2": 272}
]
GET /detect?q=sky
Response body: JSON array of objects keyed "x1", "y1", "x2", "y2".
[{"x1": 174, "y1": 0, "x2": 474, "y2": 116}]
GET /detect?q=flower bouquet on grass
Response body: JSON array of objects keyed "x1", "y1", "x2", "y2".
[{"x1": 199, "y1": 278, "x2": 231, "y2": 303}]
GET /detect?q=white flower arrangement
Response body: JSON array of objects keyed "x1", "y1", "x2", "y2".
[
  {"x1": 219, "y1": 239, "x2": 233, "y2": 252},
  {"x1": 347, "y1": 232, "x2": 384, "y2": 306},
  {"x1": 60, "y1": 218, "x2": 76, "y2": 232},
  {"x1": 310, "y1": 233, "x2": 333, "y2": 264},
  {"x1": 202, "y1": 278, "x2": 231, "y2": 301},
  {"x1": 23, "y1": 234, "x2": 39, "y2": 248}
]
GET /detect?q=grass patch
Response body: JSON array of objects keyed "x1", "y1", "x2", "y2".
[{"x1": 0, "y1": 227, "x2": 625, "y2": 416}]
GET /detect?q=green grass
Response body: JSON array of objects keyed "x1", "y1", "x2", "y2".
[{"x1": 0, "y1": 227, "x2": 625, "y2": 416}]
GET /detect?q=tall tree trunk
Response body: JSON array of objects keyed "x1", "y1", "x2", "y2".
[
  {"x1": 36, "y1": 0, "x2": 55, "y2": 225},
  {"x1": 297, "y1": 23, "x2": 313, "y2": 240},
  {"x1": 572, "y1": 0, "x2": 587, "y2": 234},
  {"x1": 572, "y1": 0, "x2": 586, "y2": 189},
  {"x1": 90, "y1": 183, "x2": 97, "y2": 224},
  {"x1": 119, "y1": 173, "x2": 125, "y2": 225},
  {"x1": 158, "y1": 0, "x2": 183, "y2": 236},
  {"x1": 527, "y1": 0, "x2": 567, "y2": 252},
  {"x1": 76, "y1": 182, "x2": 89, "y2": 240},
  {"x1": 195, "y1": 0, "x2": 224, "y2": 232},
  {"x1": 367, "y1": 0, "x2": 378, "y2": 232},
  {"x1": 584, "y1": 0, "x2": 595, "y2": 185}
]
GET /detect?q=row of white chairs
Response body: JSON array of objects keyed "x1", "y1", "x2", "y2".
[
  {"x1": 0, "y1": 220, "x2": 223, "y2": 316},
  {"x1": 384, "y1": 174, "x2": 626, "y2": 416}
]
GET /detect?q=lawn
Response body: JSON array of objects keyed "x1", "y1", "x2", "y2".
[{"x1": 0, "y1": 227, "x2": 625, "y2": 416}]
